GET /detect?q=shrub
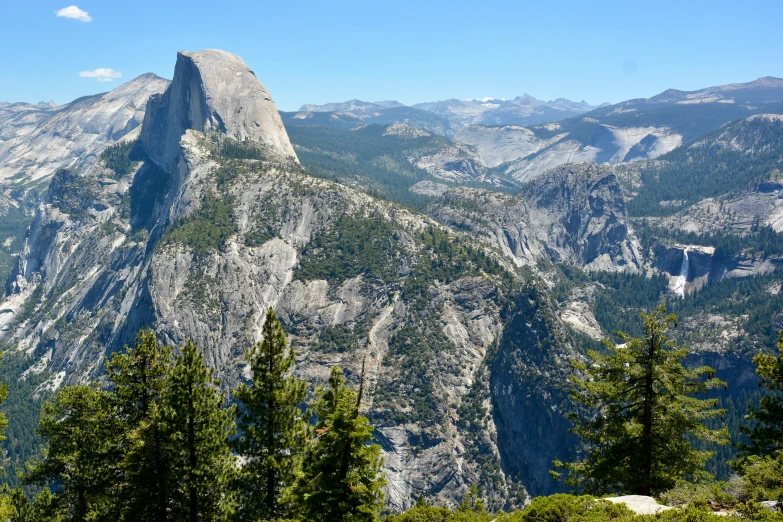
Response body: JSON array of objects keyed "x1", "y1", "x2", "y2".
[
  {"x1": 659, "y1": 481, "x2": 741, "y2": 509},
  {"x1": 508, "y1": 494, "x2": 633, "y2": 522},
  {"x1": 742, "y1": 451, "x2": 783, "y2": 502}
]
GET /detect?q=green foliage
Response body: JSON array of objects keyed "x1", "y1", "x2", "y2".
[
  {"x1": 376, "y1": 226, "x2": 515, "y2": 430},
  {"x1": 739, "y1": 331, "x2": 783, "y2": 459},
  {"x1": 105, "y1": 330, "x2": 175, "y2": 521},
  {"x1": 557, "y1": 306, "x2": 729, "y2": 496},
  {"x1": 233, "y1": 308, "x2": 309, "y2": 520},
  {"x1": 294, "y1": 366, "x2": 386, "y2": 522},
  {"x1": 46, "y1": 169, "x2": 98, "y2": 219},
  {"x1": 636, "y1": 221, "x2": 783, "y2": 261},
  {"x1": 285, "y1": 124, "x2": 437, "y2": 210},
  {"x1": 658, "y1": 479, "x2": 745, "y2": 509},
  {"x1": 23, "y1": 385, "x2": 119, "y2": 520},
  {"x1": 734, "y1": 500, "x2": 783, "y2": 522},
  {"x1": 295, "y1": 214, "x2": 403, "y2": 283},
  {"x1": 669, "y1": 270, "x2": 783, "y2": 352},
  {"x1": 216, "y1": 138, "x2": 270, "y2": 161},
  {"x1": 159, "y1": 340, "x2": 237, "y2": 521},
  {"x1": 375, "y1": 319, "x2": 450, "y2": 426},
  {"x1": 164, "y1": 189, "x2": 236, "y2": 253},
  {"x1": 591, "y1": 271, "x2": 670, "y2": 340},
  {"x1": 6, "y1": 487, "x2": 63, "y2": 522},
  {"x1": 383, "y1": 505, "x2": 456, "y2": 522},
  {"x1": 100, "y1": 139, "x2": 142, "y2": 178},
  {"x1": 0, "y1": 350, "x2": 49, "y2": 488},
  {"x1": 508, "y1": 494, "x2": 633, "y2": 522},
  {"x1": 384, "y1": 505, "x2": 495, "y2": 522},
  {"x1": 649, "y1": 504, "x2": 745, "y2": 522},
  {"x1": 627, "y1": 117, "x2": 783, "y2": 217},
  {"x1": 313, "y1": 323, "x2": 368, "y2": 354},
  {"x1": 458, "y1": 485, "x2": 486, "y2": 514},
  {"x1": 401, "y1": 226, "x2": 509, "y2": 311},
  {"x1": 243, "y1": 224, "x2": 276, "y2": 247},
  {"x1": 741, "y1": 450, "x2": 783, "y2": 503}
]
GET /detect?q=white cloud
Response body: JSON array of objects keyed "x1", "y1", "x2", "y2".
[
  {"x1": 56, "y1": 6, "x2": 93, "y2": 22},
  {"x1": 79, "y1": 68, "x2": 122, "y2": 82}
]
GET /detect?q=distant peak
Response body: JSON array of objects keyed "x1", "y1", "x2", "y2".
[{"x1": 373, "y1": 100, "x2": 406, "y2": 108}]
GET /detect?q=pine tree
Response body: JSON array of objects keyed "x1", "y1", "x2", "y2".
[
  {"x1": 232, "y1": 308, "x2": 308, "y2": 520},
  {"x1": 458, "y1": 485, "x2": 486, "y2": 514},
  {"x1": 554, "y1": 305, "x2": 729, "y2": 496},
  {"x1": 23, "y1": 385, "x2": 119, "y2": 521},
  {"x1": 6, "y1": 487, "x2": 62, "y2": 522},
  {"x1": 161, "y1": 340, "x2": 236, "y2": 522},
  {"x1": 105, "y1": 330, "x2": 174, "y2": 521},
  {"x1": 294, "y1": 366, "x2": 385, "y2": 522},
  {"x1": 740, "y1": 330, "x2": 783, "y2": 459}
]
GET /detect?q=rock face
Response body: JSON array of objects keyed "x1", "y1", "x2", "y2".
[
  {"x1": 520, "y1": 164, "x2": 643, "y2": 271},
  {"x1": 452, "y1": 122, "x2": 681, "y2": 183},
  {"x1": 417, "y1": 164, "x2": 643, "y2": 272},
  {"x1": 1, "y1": 49, "x2": 580, "y2": 512},
  {"x1": 141, "y1": 49, "x2": 296, "y2": 174},
  {"x1": 0, "y1": 73, "x2": 169, "y2": 187}
]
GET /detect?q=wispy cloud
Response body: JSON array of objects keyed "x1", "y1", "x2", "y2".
[
  {"x1": 79, "y1": 68, "x2": 122, "y2": 82},
  {"x1": 56, "y1": 6, "x2": 93, "y2": 22}
]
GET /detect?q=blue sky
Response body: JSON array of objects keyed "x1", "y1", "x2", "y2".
[{"x1": 1, "y1": 1, "x2": 781, "y2": 111}]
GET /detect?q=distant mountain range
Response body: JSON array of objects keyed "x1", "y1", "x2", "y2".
[
  {"x1": 299, "y1": 94, "x2": 604, "y2": 128},
  {"x1": 286, "y1": 77, "x2": 783, "y2": 183}
]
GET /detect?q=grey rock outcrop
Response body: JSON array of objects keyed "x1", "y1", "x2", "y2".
[
  {"x1": 141, "y1": 49, "x2": 297, "y2": 174},
  {"x1": 520, "y1": 164, "x2": 643, "y2": 271},
  {"x1": 417, "y1": 163, "x2": 642, "y2": 272}
]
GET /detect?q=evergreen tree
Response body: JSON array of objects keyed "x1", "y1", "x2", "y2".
[
  {"x1": 232, "y1": 308, "x2": 308, "y2": 520},
  {"x1": 294, "y1": 366, "x2": 385, "y2": 522},
  {"x1": 458, "y1": 485, "x2": 486, "y2": 514},
  {"x1": 161, "y1": 340, "x2": 236, "y2": 522},
  {"x1": 554, "y1": 305, "x2": 729, "y2": 496},
  {"x1": 740, "y1": 330, "x2": 783, "y2": 459},
  {"x1": 24, "y1": 385, "x2": 119, "y2": 521},
  {"x1": 6, "y1": 487, "x2": 62, "y2": 522},
  {"x1": 105, "y1": 330, "x2": 174, "y2": 521}
]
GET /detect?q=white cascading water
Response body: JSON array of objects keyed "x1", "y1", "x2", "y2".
[{"x1": 673, "y1": 249, "x2": 689, "y2": 298}]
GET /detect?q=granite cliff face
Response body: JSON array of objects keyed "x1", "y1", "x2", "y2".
[
  {"x1": 519, "y1": 164, "x2": 643, "y2": 271},
  {"x1": 1, "y1": 49, "x2": 579, "y2": 511},
  {"x1": 141, "y1": 49, "x2": 296, "y2": 175},
  {"x1": 413, "y1": 163, "x2": 643, "y2": 272}
]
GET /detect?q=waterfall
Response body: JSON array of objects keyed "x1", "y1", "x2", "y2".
[{"x1": 673, "y1": 249, "x2": 689, "y2": 298}]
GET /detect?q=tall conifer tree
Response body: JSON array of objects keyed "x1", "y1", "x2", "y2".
[
  {"x1": 24, "y1": 385, "x2": 118, "y2": 521},
  {"x1": 555, "y1": 305, "x2": 729, "y2": 496},
  {"x1": 233, "y1": 308, "x2": 308, "y2": 520},
  {"x1": 740, "y1": 330, "x2": 783, "y2": 459},
  {"x1": 105, "y1": 330, "x2": 174, "y2": 521},
  {"x1": 294, "y1": 366, "x2": 385, "y2": 522},
  {"x1": 161, "y1": 341, "x2": 236, "y2": 522}
]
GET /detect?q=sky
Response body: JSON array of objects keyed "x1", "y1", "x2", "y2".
[{"x1": 1, "y1": 1, "x2": 782, "y2": 111}]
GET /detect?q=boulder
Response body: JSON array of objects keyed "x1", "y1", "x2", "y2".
[{"x1": 604, "y1": 495, "x2": 673, "y2": 515}]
